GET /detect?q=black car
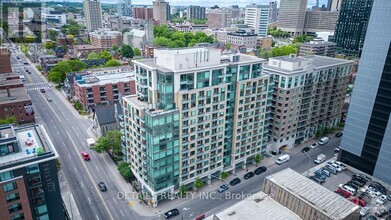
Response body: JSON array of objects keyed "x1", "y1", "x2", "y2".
[
  {"x1": 309, "y1": 175, "x2": 324, "y2": 184},
  {"x1": 229, "y1": 178, "x2": 241, "y2": 186},
  {"x1": 254, "y1": 166, "x2": 267, "y2": 175},
  {"x1": 98, "y1": 182, "x2": 107, "y2": 191},
  {"x1": 301, "y1": 147, "x2": 310, "y2": 153},
  {"x1": 243, "y1": 172, "x2": 254, "y2": 180},
  {"x1": 366, "y1": 215, "x2": 377, "y2": 220},
  {"x1": 40, "y1": 88, "x2": 45, "y2": 93},
  {"x1": 335, "y1": 132, "x2": 343, "y2": 137},
  {"x1": 164, "y1": 209, "x2": 179, "y2": 219},
  {"x1": 370, "y1": 182, "x2": 387, "y2": 195}
]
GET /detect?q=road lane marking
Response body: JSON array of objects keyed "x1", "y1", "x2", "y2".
[
  {"x1": 74, "y1": 167, "x2": 78, "y2": 173},
  {"x1": 68, "y1": 154, "x2": 72, "y2": 159},
  {"x1": 38, "y1": 93, "x2": 62, "y2": 122},
  {"x1": 96, "y1": 215, "x2": 99, "y2": 220},
  {"x1": 66, "y1": 131, "x2": 114, "y2": 220},
  {"x1": 112, "y1": 198, "x2": 118, "y2": 204},
  {"x1": 80, "y1": 181, "x2": 84, "y2": 188},
  {"x1": 120, "y1": 210, "x2": 124, "y2": 217},
  {"x1": 88, "y1": 197, "x2": 92, "y2": 204}
]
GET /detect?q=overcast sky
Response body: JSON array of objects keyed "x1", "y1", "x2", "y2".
[{"x1": 63, "y1": 0, "x2": 328, "y2": 7}]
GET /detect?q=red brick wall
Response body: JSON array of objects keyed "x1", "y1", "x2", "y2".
[{"x1": 0, "y1": 178, "x2": 33, "y2": 220}]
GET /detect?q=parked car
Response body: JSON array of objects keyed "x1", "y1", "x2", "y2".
[
  {"x1": 164, "y1": 209, "x2": 179, "y2": 219},
  {"x1": 360, "y1": 207, "x2": 370, "y2": 217},
  {"x1": 81, "y1": 152, "x2": 90, "y2": 161},
  {"x1": 243, "y1": 172, "x2": 254, "y2": 180},
  {"x1": 217, "y1": 184, "x2": 229, "y2": 193},
  {"x1": 309, "y1": 175, "x2": 324, "y2": 184},
  {"x1": 320, "y1": 169, "x2": 330, "y2": 177},
  {"x1": 387, "y1": 194, "x2": 391, "y2": 201},
  {"x1": 377, "y1": 195, "x2": 387, "y2": 205},
  {"x1": 335, "y1": 132, "x2": 343, "y2": 137},
  {"x1": 229, "y1": 178, "x2": 241, "y2": 186},
  {"x1": 301, "y1": 147, "x2": 310, "y2": 153},
  {"x1": 334, "y1": 161, "x2": 347, "y2": 170},
  {"x1": 353, "y1": 173, "x2": 371, "y2": 182},
  {"x1": 370, "y1": 182, "x2": 387, "y2": 195},
  {"x1": 336, "y1": 187, "x2": 351, "y2": 198},
  {"x1": 323, "y1": 165, "x2": 337, "y2": 175},
  {"x1": 350, "y1": 178, "x2": 365, "y2": 187},
  {"x1": 352, "y1": 175, "x2": 369, "y2": 185},
  {"x1": 350, "y1": 197, "x2": 366, "y2": 207},
  {"x1": 98, "y1": 182, "x2": 107, "y2": 191},
  {"x1": 366, "y1": 215, "x2": 377, "y2": 220},
  {"x1": 310, "y1": 143, "x2": 319, "y2": 149},
  {"x1": 375, "y1": 209, "x2": 388, "y2": 218},
  {"x1": 254, "y1": 166, "x2": 267, "y2": 175},
  {"x1": 335, "y1": 146, "x2": 340, "y2": 153},
  {"x1": 314, "y1": 170, "x2": 327, "y2": 180}
]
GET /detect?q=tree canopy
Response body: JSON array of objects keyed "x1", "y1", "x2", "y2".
[
  {"x1": 48, "y1": 59, "x2": 86, "y2": 84},
  {"x1": 43, "y1": 41, "x2": 57, "y2": 50},
  {"x1": 293, "y1": 35, "x2": 314, "y2": 43},
  {"x1": 98, "y1": 50, "x2": 113, "y2": 61},
  {"x1": 133, "y1": 48, "x2": 141, "y2": 56},
  {"x1": 94, "y1": 130, "x2": 122, "y2": 156},
  {"x1": 87, "y1": 52, "x2": 100, "y2": 60},
  {"x1": 267, "y1": 27, "x2": 290, "y2": 38},
  {"x1": 258, "y1": 44, "x2": 299, "y2": 59},
  {"x1": 0, "y1": 116, "x2": 16, "y2": 125},
  {"x1": 118, "y1": 162, "x2": 133, "y2": 181},
  {"x1": 153, "y1": 25, "x2": 213, "y2": 48},
  {"x1": 105, "y1": 59, "x2": 121, "y2": 67},
  {"x1": 120, "y1": 45, "x2": 134, "y2": 58}
]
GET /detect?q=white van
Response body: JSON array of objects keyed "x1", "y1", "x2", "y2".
[
  {"x1": 19, "y1": 75, "x2": 25, "y2": 81},
  {"x1": 276, "y1": 155, "x2": 290, "y2": 165},
  {"x1": 339, "y1": 184, "x2": 357, "y2": 195},
  {"x1": 314, "y1": 154, "x2": 326, "y2": 164},
  {"x1": 318, "y1": 137, "x2": 329, "y2": 146},
  {"x1": 87, "y1": 138, "x2": 96, "y2": 149}
]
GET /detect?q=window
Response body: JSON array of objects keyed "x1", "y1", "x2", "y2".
[
  {"x1": 10, "y1": 213, "x2": 24, "y2": 220},
  {"x1": 6, "y1": 193, "x2": 20, "y2": 202},
  {"x1": 26, "y1": 164, "x2": 40, "y2": 174},
  {"x1": 0, "y1": 171, "x2": 14, "y2": 181},
  {"x1": 3, "y1": 182, "x2": 17, "y2": 192},
  {"x1": 8, "y1": 203, "x2": 22, "y2": 213}
]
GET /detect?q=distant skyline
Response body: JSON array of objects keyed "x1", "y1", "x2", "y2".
[{"x1": 56, "y1": 0, "x2": 328, "y2": 7}]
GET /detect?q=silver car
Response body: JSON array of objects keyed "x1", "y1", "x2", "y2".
[{"x1": 217, "y1": 184, "x2": 229, "y2": 193}]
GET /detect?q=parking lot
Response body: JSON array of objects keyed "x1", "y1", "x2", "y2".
[{"x1": 306, "y1": 157, "x2": 391, "y2": 219}]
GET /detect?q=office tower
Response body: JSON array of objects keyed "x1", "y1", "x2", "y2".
[
  {"x1": 304, "y1": 10, "x2": 339, "y2": 33},
  {"x1": 0, "y1": 124, "x2": 64, "y2": 220},
  {"x1": 133, "y1": 6, "x2": 153, "y2": 20},
  {"x1": 153, "y1": 0, "x2": 170, "y2": 24},
  {"x1": 264, "y1": 55, "x2": 352, "y2": 150},
  {"x1": 244, "y1": 4, "x2": 270, "y2": 37},
  {"x1": 122, "y1": 48, "x2": 271, "y2": 206},
  {"x1": 83, "y1": 0, "x2": 103, "y2": 32},
  {"x1": 327, "y1": 0, "x2": 342, "y2": 11},
  {"x1": 334, "y1": 0, "x2": 373, "y2": 57},
  {"x1": 117, "y1": 0, "x2": 132, "y2": 17},
  {"x1": 188, "y1": 5, "x2": 206, "y2": 20},
  {"x1": 277, "y1": 0, "x2": 308, "y2": 36},
  {"x1": 339, "y1": 0, "x2": 391, "y2": 184},
  {"x1": 207, "y1": 8, "x2": 232, "y2": 29},
  {"x1": 0, "y1": 47, "x2": 12, "y2": 74},
  {"x1": 269, "y1": 1, "x2": 278, "y2": 23}
]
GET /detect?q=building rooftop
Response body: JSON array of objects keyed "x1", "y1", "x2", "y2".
[
  {"x1": 94, "y1": 104, "x2": 116, "y2": 125},
  {"x1": 0, "y1": 87, "x2": 31, "y2": 104},
  {"x1": 0, "y1": 124, "x2": 58, "y2": 170},
  {"x1": 209, "y1": 191, "x2": 301, "y2": 220},
  {"x1": 265, "y1": 168, "x2": 360, "y2": 220},
  {"x1": 76, "y1": 71, "x2": 135, "y2": 87}
]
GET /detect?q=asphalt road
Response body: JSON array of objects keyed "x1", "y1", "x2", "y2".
[{"x1": 9, "y1": 50, "x2": 143, "y2": 220}]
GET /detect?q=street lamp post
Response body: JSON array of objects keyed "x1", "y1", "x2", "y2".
[{"x1": 304, "y1": 152, "x2": 312, "y2": 177}]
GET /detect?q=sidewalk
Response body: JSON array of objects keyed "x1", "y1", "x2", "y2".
[{"x1": 59, "y1": 170, "x2": 82, "y2": 220}]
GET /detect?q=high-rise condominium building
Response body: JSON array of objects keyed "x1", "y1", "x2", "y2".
[
  {"x1": 333, "y1": 0, "x2": 373, "y2": 57},
  {"x1": 277, "y1": 0, "x2": 308, "y2": 36},
  {"x1": 339, "y1": 0, "x2": 391, "y2": 184},
  {"x1": 118, "y1": 0, "x2": 133, "y2": 17},
  {"x1": 83, "y1": 0, "x2": 103, "y2": 32},
  {"x1": 122, "y1": 48, "x2": 271, "y2": 206},
  {"x1": 89, "y1": 28, "x2": 123, "y2": 49},
  {"x1": 133, "y1": 6, "x2": 154, "y2": 20},
  {"x1": 264, "y1": 54, "x2": 352, "y2": 150},
  {"x1": 188, "y1": 5, "x2": 206, "y2": 20},
  {"x1": 244, "y1": 4, "x2": 269, "y2": 37},
  {"x1": 269, "y1": 1, "x2": 278, "y2": 23},
  {"x1": 0, "y1": 124, "x2": 64, "y2": 220},
  {"x1": 152, "y1": 0, "x2": 170, "y2": 24},
  {"x1": 207, "y1": 8, "x2": 232, "y2": 29}
]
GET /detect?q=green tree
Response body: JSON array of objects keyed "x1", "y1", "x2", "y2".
[
  {"x1": 68, "y1": 19, "x2": 78, "y2": 26},
  {"x1": 48, "y1": 59, "x2": 86, "y2": 84},
  {"x1": 98, "y1": 50, "x2": 113, "y2": 60},
  {"x1": 0, "y1": 19, "x2": 9, "y2": 35},
  {"x1": 55, "y1": 159, "x2": 62, "y2": 172},
  {"x1": 83, "y1": 37, "x2": 90, "y2": 44},
  {"x1": 133, "y1": 48, "x2": 141, "y2": 56},
  {"x1": 192, "y1": 19, "x2": 207, "y2": 24},
  {"x1": 105, "y1": 59, "x2": 121, "y2": 67},
  {"x1": 68, "y1": 26, "x2": 80, "y2": 36},
  {"x1": 112, "y1": 45, "x2": 119, "y2": 51},
  {"x1": 254, "y1": 154, "x2": 262, "y2": 165},
  {"x1": 87, "y1": 52, "x2": 100, "y2": 60},
  {"x1": 226, "y1": 42, "x2": 231, "y2": 50},
  {"x1": 179, "y1": 185, "x2": 187, "y2": 198},
  {"x1": 48, "y1": 30, "x2": 58, "y2": 41},
  {"x1": 117, "y1": 161, "x2": 133, "y2": 181},
  {"x1": 43, "y1": 41, "x2": 57, "y2": 49},
  {"x1": 153, "y1": 36, "x2": 170, "y2": 46},
  {"x1": 0, "y1": 116, "x2": 16, "y2": 125},
  {"x1": 221, "y1": 171, "x2": 229, "y2": 180},
  {"x1": 93, "y1": 136, "x2": 110, "y2": 153},
  {"x1": 293, "y1": 35, "x2": 314, "y2": 43},
  {"x1": 120, "y1": 45, "x2": 134, "y2": 58},
  {"x1": 194, "y1": 177, "x2": 204, "y2": 189},
  {"x1": 106, "y1": 130, "x2": 122, "y2": 156}
]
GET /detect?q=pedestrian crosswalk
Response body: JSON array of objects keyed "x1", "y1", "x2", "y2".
[
  {"x1": 24, "y1": 82, "x2": 47, "y2": 86},
  {"x1": 26, "y1": 87, "x2": 51, "y2": 91}
]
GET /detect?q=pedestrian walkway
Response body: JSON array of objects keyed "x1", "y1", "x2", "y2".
[{"x1": 59, "y1": 170, "x2": 82, "y2": 220}]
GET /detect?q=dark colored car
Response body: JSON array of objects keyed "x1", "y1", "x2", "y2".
[
  {"x1": 335, "y1": 146, "x2": 340, "y2": 153},
  {"x1": 40, "y1": 88, "x2": 45, "y2": 93},
  {"x1": 335, "y1": 132, "x2": 343, "y2": 137},
  {"x1": 366, "y1": 215, "x2": 377, "y2": 220},
  {"x1": 98, "y1": 182, "x2": 107, "y2": 191},
  {"x1": 301, "y1": 147, "x2": 310, "y2": 153},
  {"x1": 243, "y1": 172, "x2": 254, "y2": 180},
  {"x1": 309, "y1": 175, "x2": 324, "y2": 184},
  {"x1": 229, "y1": 178, "x2": 241, "y2": 186},
  {"x1": 375, "y1": 209, "x2": 388, "y2": 218},
  {"x1": 370, "y1": 182, "x2": 387, "y2": 195},
  {"x1": 164, "y1": 209, "x2": 179, "y2": 219},
  {"x1": 254, "y1": 166, "x2": 267, "y2": 175}
]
